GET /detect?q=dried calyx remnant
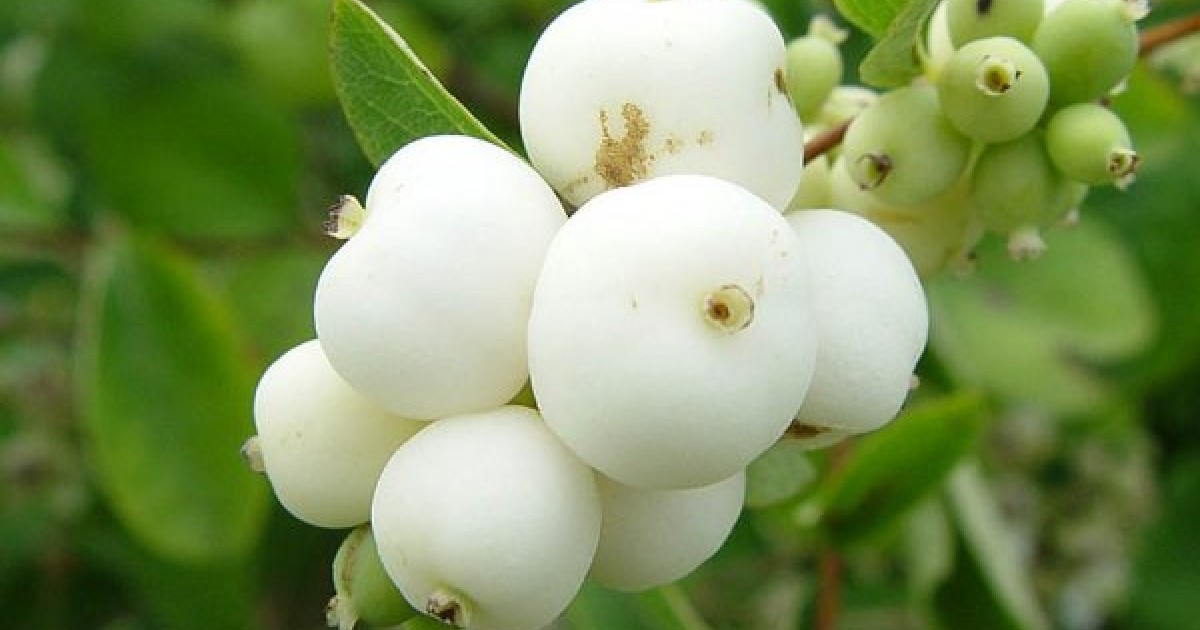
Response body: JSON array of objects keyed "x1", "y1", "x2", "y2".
[
  {"x1": 703, "y1": 284, "x2": 755, "y2": 333},
  {"x1": 852, "y1": 153, "x2": 892, "y2": 190},
  {"x1": 976, "y1": 55, "x2": 1021, "y2": 95},
  {"x1": 426, "y1": 588, "x2": 471, "y2": 628},
  {"x1": 325, "y1": 195, "x2": 367, "y2": 240},
  {"x1": 240, "y1": 436, "x2": 264, "y2": 473},
  {"x1": 786, "y1": 421, "x2": 831, "y2": 439}
]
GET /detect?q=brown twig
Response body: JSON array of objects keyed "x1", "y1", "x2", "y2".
[
  {"x1": 814, "y1": 549, "x2": 843, "y2": 630},
  {"x1": 1139, "y1": 13, "x2": 1200, "y2": 57},
  {"x1": 803, "y1": 118, "x2": 852, "y2": 165},
  {"x1": 812, "y1": 440, "x2": 855, "y2": 630}
]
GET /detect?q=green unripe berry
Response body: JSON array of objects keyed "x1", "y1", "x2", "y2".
[
  {"x1": 841, "y1": 85, "x2": 972, "y2": 206},
  {"x1": 1032, "y1": 0, "x2": 1146, "y2": 105},
  {"x1": 828, "y1": 157, "x2": 980, "y2": 277},
  {"x1": 947, "y1": 0, "x2": 1044, "y2": 47},
  {"x1": 327, "y1": 526, "x2": 417, "y2": 630},
  {"x1": 969, "y1": 131, "x2": 1075, "y2": 259},
  {"x1": 1045, "y1": 102, "x2": 1137, "y2": 186},
  {"x1": 937, "y1": 37, "x2": 1049, "y2": 143},
  {"x1": 814, "y1": 85, "x2": 877, "y2": 129},
  {"x1": 786, "y1": 17, "x2": 845, "y2": 121},
  {"x1": 786, "y1": 154, "x2": 834, "y2": 211}
]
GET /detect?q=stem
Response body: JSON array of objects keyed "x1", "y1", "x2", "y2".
[
  {"x1": 803, "y1": 118, "x2": 852, "y2": 165},
  {"x1": 1139, "y1": 13, "x2": 1200, "y2": 57},
  {"x1": 812, "y1": 440, "x2": 855, "y2": 630},
  {"x1": 813, "y1": 550, "x2": 843, "y2": 630},
  {"x1": 638, "y1": 584, "x2": 715, "y2": 630}
]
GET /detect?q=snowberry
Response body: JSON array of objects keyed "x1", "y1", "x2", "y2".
[
  {"x1": 1032, "y1": 0, "x2": 1146, "y2": 105},
  {"x1": 946, "y1": 0, "x2": 1044, "y2": 47},
  {"x1": 784, "y1": 210, "x2": 929, "y2": 436},
  {"x1": 528, "y1": 174, "x2": 817, "y2": 490},
  {"x1": 590, "y1": 471, "x2": 745, "y2": 592},
  {"x1": 518, "y1": 0, "x2": 804, "y2": 210},
  {"x1": 936, "y1": 36, "x2": 1049, "y2": 143},
  {"x1": 1045, "y1": 102, "x2": 1138, "y2": 186},
  {"x1": 840, "y1": 85, "x2": 972, "y2": 207},
  {"x1": 314, "y1": 135, "x2": 566, "y2": 420},
  {"x1": 787, "y1": 154, "x2": 834, "y2": 212},
  {"x1": 371, "y1": 406, "x2": 601, "y2": 630},
  {"x1": 250, "y1": 340, "x2": 424, "y2": 529},
  {"x1": 786, "y1": 17, "x2": 846, "y2": 121},
  {"x1": 969, "y1": 131, "x2": 1076, "y2": 259}
]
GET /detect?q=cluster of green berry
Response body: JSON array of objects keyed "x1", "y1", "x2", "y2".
[{"x1": 787, "y1": 0, "x2": 1147, "y2": 268}]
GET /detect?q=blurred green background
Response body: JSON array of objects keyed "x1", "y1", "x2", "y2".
[{"x1": 2, "y1": 0, "x2": 1199, "y2": 628}]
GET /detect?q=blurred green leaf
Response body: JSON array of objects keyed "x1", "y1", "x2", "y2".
[
  {"x1": 564, "y1": 582, "x2": 652, "y2": 630},
  {"x1": 745, "y1": 439, "x2": 817, "y2": 509},
  {"x1": 329, "y1": 0, "x2": 506, "y2": 167},
  {"x1": 1091, "y1": 66, "x2": 1200, "y2": 389},
  {"x1": 858, "y1": 0, "x2": 940, "y2": 88},
  {"x1": 1121, "y1": 459, "x2": 1200, "y2": 629},
  {"x1": 814, "y1": 392, "x2": 986, "y2": 547},
  {"x1": 76, "y1": 229, "x2": 266, "y2": 563},
  {"x1": 928, "y1": 217, "x2": 1156, "y2": 413},
  {"x1": 0, "y1": 134, "x2": 68, "y2": 231},
  {"x1": 205, "y1": 247, "x2": 329, "y2": 362},
  {"x1": 35, "y1": 26, "x2": 301, "y2": 238},
  {"x1": 228, "y1": 0, "x2": 336, "y2": 106},
  {"x1": 933, "y1": 463, "x2": 1050, "y2": 630},
  {"x1": 635, "y1": 585, "x2": 716, "y2": 630}
]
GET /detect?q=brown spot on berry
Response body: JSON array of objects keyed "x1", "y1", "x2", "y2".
[{"x1": 595, "y1": 103, "x2": 653, "y2": 189}]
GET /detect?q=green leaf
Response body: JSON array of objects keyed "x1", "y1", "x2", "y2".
[
  {"x1": 933, "y1": 463, "x2": 1050, "y2": 630},
  {"x1": 859, "y1": 0, "x2": 941, "y2": 88},
  {"x1": 329, "y1": 0, "x2": 505, "y2": 167},
  {"x1": 833, "y1": 0, "x2": 911, "y2": 38},
  {"x1": 927, "y1": 217, "x2": 1156, "y2": 414},
  {"x1": 76, "y1": 229, "x2": 267, "y2": 563},
  {"x1": 745, "y1": 439, "x2": 817, "y2": 509},
  {"x1": 812, "y1": 392, "x2": 986, "y2": 547}
]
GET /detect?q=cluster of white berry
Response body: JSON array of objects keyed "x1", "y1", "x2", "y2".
[
  {"x1": 788, "y1": 0, "x2": 1147, "y2": 270},
  {"x1": 246, "y1": 1, "x2": 930, "y2": 629}
]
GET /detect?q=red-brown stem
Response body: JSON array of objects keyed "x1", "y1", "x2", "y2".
[
  {"x1": 814, "y1": 549, "x2": 843, "y2": 630},
  {"x1": 1140, "y1": 13, "x2": 1200, "y2": 57},
  {"x1": 803, "y1": 118, "x2": 852, "y2": 165},
  {"x1": 812, "y1": 440, "x2": 855, "y2": 630}
]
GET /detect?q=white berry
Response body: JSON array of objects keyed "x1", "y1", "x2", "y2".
[
  {"x1": 518, "y1": 0, "x2": 804, "y2": 210},
  {"x1": 371, "y1": 406, "x2": 601, "y2": 630},
  {"x1": 785, "y1": 210, "x2": 929, "y2": 435},
  {"x1": 590, "y1": 471, "x2": 745, "y2": 592},
  {"x1": 251, "y1": 340, "x2": 424, "y2": 529},
  {"x1": 315, "y1": 135, "x2": 566, "y2": 420},
  {"x1": 528, "y1": 174, "x2": 817, "y2": 490}
]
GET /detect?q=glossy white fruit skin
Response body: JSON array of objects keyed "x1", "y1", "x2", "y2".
[
  {"x1": 253, "y1": 340, "x2": 424, "y2": 529},
  {"x1": 371, "y1": 406, "x2": 601, "y2": 630},
  {"x1": 518, "y1": 0, "x2": 804, "y2": 210},
  {"x1": 590, "y1": 471, "x2": 745, "y2": 592},
  {"x1": 315, "y1": 135, "x2": 566, "y2": 420},
  {"x1": 785, "y1": 210, "x2": 928, "y2": 434},
  {"x1": 528, "y1": 174, "x2": 817, "y2": 490}
]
